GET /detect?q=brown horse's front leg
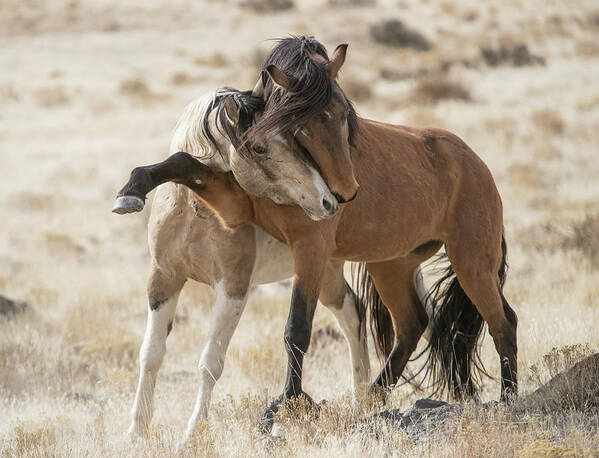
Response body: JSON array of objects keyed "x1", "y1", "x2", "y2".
[
  {"x1": 112, "y1": 152, "x2": 213, "y2": 214},
  {"x1": 259, "y1": 236, "x2": 327, "y2": 432}
]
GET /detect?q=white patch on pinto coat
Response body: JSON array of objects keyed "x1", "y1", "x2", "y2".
[
  {"x1": 329, "y1": 291, "x2": 370, "y2": 396},
  {"x1": 129, "y1": 292, "x2": 181, "y2": 438}
]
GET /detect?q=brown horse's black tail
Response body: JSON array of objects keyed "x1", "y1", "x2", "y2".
[
  {"x1": 424, "y1": 234, "x2": 511, "y2": 399},
  {"x1": 353, "y1": 263, "x2": 394, "y2": 361}
]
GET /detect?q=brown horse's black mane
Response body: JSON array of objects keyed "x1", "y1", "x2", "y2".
[
  {"x1": 203, "y1": 37, "x2": 358, "y2": 159},
  {"x1": 245, "y1": 36, "x2": 359, "y2": 148}
]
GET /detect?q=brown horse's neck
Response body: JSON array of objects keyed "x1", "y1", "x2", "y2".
[{"x1": 194, "y1": 173, "x2": 255, "y2": 229}]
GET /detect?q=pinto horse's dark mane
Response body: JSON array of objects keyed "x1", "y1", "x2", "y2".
[
  {"x1": 245, "y1": 36, "x2": 359, "y2": 148},
  {"x1": 201, "y1": 87, "x2": 264, "y2": 156}
]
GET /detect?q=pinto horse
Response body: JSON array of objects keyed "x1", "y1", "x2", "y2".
[
  {"x1": 115, "y1": 37, "x2": 517, "y2": 433},
  {"x1": 115, "y1": 87, "x2": 378, "y2": 442}
]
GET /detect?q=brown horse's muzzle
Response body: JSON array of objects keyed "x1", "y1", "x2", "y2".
[{"x1": 332, "y1": 185, "x2": 359, "y2": 204}]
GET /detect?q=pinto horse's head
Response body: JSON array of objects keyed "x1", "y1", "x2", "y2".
[{"x1": 245, "y1": 36, "x2": 360, "y2": 205}]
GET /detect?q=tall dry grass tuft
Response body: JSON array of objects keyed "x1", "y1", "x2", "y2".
[{"x1": 1, "y1": 424, "x2": 57, "y2": 457}]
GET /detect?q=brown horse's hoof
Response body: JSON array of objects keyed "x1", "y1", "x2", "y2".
[{"x1": 112, "y1": 195, "x2": 145, "y2": 214}]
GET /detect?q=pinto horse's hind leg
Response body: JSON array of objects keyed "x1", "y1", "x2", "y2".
[
  {"x1": 366, "y1": 261, "x2": 429, "y2": 391},
  {"x1": 183, "y1": 282, "x2": 249, "y2": 442},
  {"x1": 129, "y1": 268, "x2": 185, "y2": 438},
  {"x1": 445, "y1": 240, "x2": 518, "y2": 401},
  {"x1": 319, "y1": 260, "x2": 370, "y2": 397}
]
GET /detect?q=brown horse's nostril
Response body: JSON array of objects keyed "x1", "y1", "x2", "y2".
[
  {"x1": 346, "y1": 187, "x2": 359, "y2": 203},
  {"x1": 332, "y1": 187, "x2": 359, "y2": 204}
]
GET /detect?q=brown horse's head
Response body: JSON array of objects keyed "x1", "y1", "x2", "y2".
[{"x1": 246, "y1": 37, "x2": 360, "y2": 204}]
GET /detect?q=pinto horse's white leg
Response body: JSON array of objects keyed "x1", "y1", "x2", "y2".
[
  {"x1": 328, "y1": 289, "x2": 370, "y2": 396},
  {"x1": 183, "y1": 281, "x2": 248, "y2": 442},
  {"x1": 414, "y1": 266, "x2": 434, "y2": 342},
  {"x1": 319, "y1": 261, "x2": 370, "y2": 398},
  {"x1": 129, "y1": 287, "x2": 183, "y2": 438}
]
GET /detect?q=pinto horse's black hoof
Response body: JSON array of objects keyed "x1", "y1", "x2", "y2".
[
  {"x1": 112, "y1": 195, "x2": 145, "y2": 214},
  {"x1": 258, "y1": 392, "x2": 320, "y2": 433}
]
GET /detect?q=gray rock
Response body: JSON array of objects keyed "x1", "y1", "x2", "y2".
[{"x1": 356, "y1": 398, "x2": 462, "y2": 441}]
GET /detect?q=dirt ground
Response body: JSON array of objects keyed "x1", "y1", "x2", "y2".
[{"x1": 1, "y1": 0, "x2": 598, "y2": 456}]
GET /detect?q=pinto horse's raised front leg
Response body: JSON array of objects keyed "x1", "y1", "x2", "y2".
[
  {"x1": 112, "y1": 152, "x2": 214, "y2": 214},
  {"x1": 259, "y1": 236, "x2": 328, "y2": 432}
]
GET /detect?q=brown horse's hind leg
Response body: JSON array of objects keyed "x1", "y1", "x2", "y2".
[
  {"x1": 445, "y1": 240, "x2": 518, "y2": 401},
  {"x1": 366, "y1": 261, "x2": 429, "y2": 391}
]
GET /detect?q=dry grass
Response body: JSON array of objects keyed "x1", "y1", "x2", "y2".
[
  {"x1": 35, "y1": 86, "x2": 69, "y2": 107},
  {"x1": 481, "y1": 43, "x2": 545, "y2": 67},
  {"x1": 530, "y1": 108, "x2": 565, "y2": 134},
  {"x1": 193, "y1": 53, "x2": 228, "y2": 68},
  {"x1": 507, "y1": 162, "x2": 543, "y2": 189},
  {"x1": 409, "y1": 76, "x2": 471, "y2": 105},
  {"x1": 238, "y1": 0, "x2": 294, "y2": 13},
  {"x1": 563, "y1": 214, "x2": 599, "y2": 268},
  {"x1": 118, "y1": 76, "x2": 167, "y2": 105},
  {"x1": 369, "y1": 19, "x2": 431, "y2": 51},
  {"x1": 2, "y1": 0, "x2": 599, "y2": 455},
  {"x1": 340, "y1": 75, "x2": 373, "y2": 103}
]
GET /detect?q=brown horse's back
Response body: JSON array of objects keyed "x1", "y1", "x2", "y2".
[{"x1": 333, "y1": 120, "x2": 501, "y2": 263}]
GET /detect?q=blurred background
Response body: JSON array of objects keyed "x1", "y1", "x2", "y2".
[{"x1": 1, "y1": 0, "x2": 598, "y2": 455}]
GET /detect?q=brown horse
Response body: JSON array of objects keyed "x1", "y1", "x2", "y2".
[{"x1": 115, "y1": 38, "x2": 517, "y2": 432}]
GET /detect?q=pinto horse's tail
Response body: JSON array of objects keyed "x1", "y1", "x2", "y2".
[
  {"x1": 353, "y1": 263, "x2": 394, "y2": 361},
  {"x1": 424, "y1": 234, "x2": 511, "y2": 399}
]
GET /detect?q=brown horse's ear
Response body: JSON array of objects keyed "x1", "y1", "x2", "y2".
[
  {"x1": 327, "y1": 43, "x2": 348, "y2": 79},
  {"x1": 264, "y1": 64, "x2": 293, "y2": 91},
  {"x1": 223, "y1": 96, "x2": 240, "y2": 126}
]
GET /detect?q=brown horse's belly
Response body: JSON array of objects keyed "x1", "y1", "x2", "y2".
[{"x1": 331, "y1": 211, "x2": 442, "y2": 263}]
